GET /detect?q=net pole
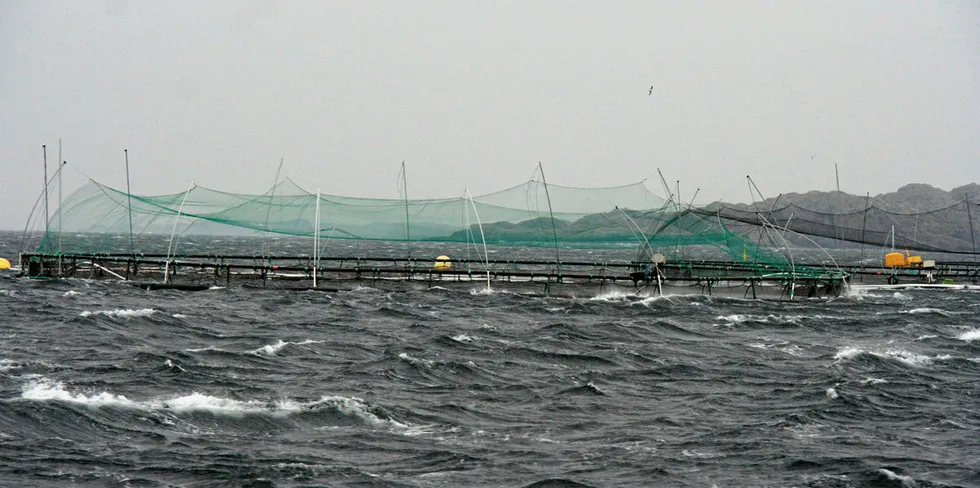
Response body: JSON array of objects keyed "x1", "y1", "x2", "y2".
[
  {"x1": 860, "y1": 192, "x2": 870, "y2": 263},
  {"x1": 42, "y1": 145, "x2": 49, "y2": 239},
  {"x1": 465, "y1": 188, "x2": 490, "y2": 292},
  {"x1": 400, "y1": 161, "x2": 411, "y2": 256},
  {"x1": 58, "y1": 140, "x2": 63, "y2": 266},
  {"x1": 263, "y1": 158, "x2": 285, "y2": 262},
  {"x1": 314, "y1": 189, "x2": 321, "y2": 289},
  {"x1": 537, "y1": 162, "x2": 560, "y2": 270},
  {"x1": 124, "y1": 149, "x2": 135, "y2": 254},
  {"x1": 164, "y1": 183, "x2": 194, "y2": 284},
  {"x1": 966, "y1": 194, "x2": 977, "y2": 265}
]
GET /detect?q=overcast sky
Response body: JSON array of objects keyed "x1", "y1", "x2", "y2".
[{"x1": 1, "y1": 0, "x2": 977, "y2": 230}]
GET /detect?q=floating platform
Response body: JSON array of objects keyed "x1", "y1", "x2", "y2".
[{"x1": 15, "y1": 252, "x2": 857, "y2": 300}]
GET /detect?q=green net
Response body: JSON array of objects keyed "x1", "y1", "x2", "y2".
[{"x1": 20, "y1": 173, "x2": 868, "y2": 277}]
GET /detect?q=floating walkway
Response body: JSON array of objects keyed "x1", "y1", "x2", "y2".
[{"x1": 17, "y1": 252, "x2": 859, "y2": 300}]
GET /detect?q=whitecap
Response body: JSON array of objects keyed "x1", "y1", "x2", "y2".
[
  {"x1": 63, "y1": 290, "x2": 80, "y2": 297},
  {"x1": 957, "y1": 329, "x2": 980, "y2": 342},
  {"x1": 22, "y1": 378, "x2": 138, "y2": 408},
  {"x1": 833, "y1": 347, "x2": 863, "y2": 360},
  {"x1": 469, "y1": 287, "x2": 495, "y2": 295},
  {"x1": 825, "y1": 387, "x2": 839, "y2": 399},
  {"x1": 79, "y1": 308, "x2": 157, "y2": 319},
  {"x1": 877, "y1": 468, "x2": 916, "y2": 487},
  {"x1": 249, "y1": 339, "x2": 322, "y2": 356},
  {"x1": 878, "y1": 349, "x2": 937, "y2": 367},
  {"x1": 631, "y1": 295, "x2": 675, "y2": 307},
  {"x1": 20, "y1": 378, "x2": 407, "y2": 429},
  {"x1": 861, "y1": 377, "x2": 888, "y2": 385},
  {"x1": 589, "y1": 291, "x2": 633, "y2": 302},
  {"x1": 398, "y1": 352, "x2": 434, "y2": 368},
  {"x1": 451, "y1": 334, "x2": 475, "y2": 343},
  {"x1": 163, "y1": 359, "x2": 186, "y2": 372},
  {"x1": 716, "y1": 314, "x2": 750, "y2": 324}
]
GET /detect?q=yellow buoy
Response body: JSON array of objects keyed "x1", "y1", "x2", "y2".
[
  {"x1": 0, "y1": 258, "x2": 11, "y2": 270},
  {"x1": 434, "y1": 255, "x2": 452, "y2": 270},
  {"x1": 884, "y1": 252, "x2": 905, "y2": 268}
]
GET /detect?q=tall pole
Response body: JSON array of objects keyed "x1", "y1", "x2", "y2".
[
  {"x1": 860, "y1": 192, "x2": 870, "y2": 263},
  {"x1": 42, "y1": 145, "x2": 49, "y2": 237},
  {"x1": 400, "y1": 161, "x2": 410, "y2": 250},
  {"x1": 58, "y1": 139, "x2": 63, "y2": 260},
  {"x1": 124, "y1": 149, "x2": 135, "y2": 254},
  {"x1": 537, "y1": 162, "x2": 561, "y2": 269},
  {"x1": 835, "y1": 163, "x2": 842, "y2": 249},
  {"x1": 314, "y1": 189, "x2": 321, "y2": 288},
  {"x1": 966, "y1": 194, "x2": 977, "y2": 264}
]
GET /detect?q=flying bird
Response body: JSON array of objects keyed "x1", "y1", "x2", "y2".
[{"x1": 648, "y1": 85, "x2": 654, "y2": 96}]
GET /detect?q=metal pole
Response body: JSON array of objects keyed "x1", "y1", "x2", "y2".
[
  {"x1": 125, "y1": 149, "x2": 135, "y2": 254},
  {"x1": 400, "y1": 161, "x2": 410, "y2": 250},
  {"x1": 860, "y1": 192, "x2": 870, "y2": 263},
  {"x1": 42, "y1": 145, "x2": 49, "y2": 237},
  {"x1": 966, "y1": 194, "x2": 977, "y2": 264},
  {"x1": 537, "y1": 162, "x2": 560, "y2": 269},
  {"x1": 314, "y1": 189, "x2": 321, "y2": 288},
  {"x1": 58, "y1": 139, "x2": 63, "y2": 265}
]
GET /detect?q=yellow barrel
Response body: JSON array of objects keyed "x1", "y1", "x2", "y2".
[
  {"x1": 434, "y1": 255, "x2": 452, "y2": 270},
  {"x1": 0, "y1": 258, "x2": 11, "y2": 270}
]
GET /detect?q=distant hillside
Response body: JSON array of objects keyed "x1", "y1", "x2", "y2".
[
  {"x1": 704, "y1": 183, "x2": 980, "y2": 252},
  {"x1": 720, "y1": 183, "x2": 980, "y2": 213}
]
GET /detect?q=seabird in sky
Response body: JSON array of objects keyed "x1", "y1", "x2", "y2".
[{"x1": 648, "y1": 85, "x2": 654, "y2": 96}]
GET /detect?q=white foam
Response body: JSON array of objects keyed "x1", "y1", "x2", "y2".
[
  {"x1": 63, "y1": 290, "x2": 80, "y2": 297},
  {"x1": 79, "y1": 308, "x2": 157, "y2": 318},
  {"x1": 834, "y1": 346, "x2": 942, "y2": 367},
  {"x1": 880, "y1": 349, "x2": 938, "y2": 367},
  {"x1": 905, "y1": 307, "x2": 955, "y2": 316},
  {"x1": 249, "y1": 339, "x2": 322, "y2": 356},
  {"x1": 398, "y1": 352, "x2": 434, "y2": 368},
  {"x1": 958, "y1": 329, "x2": 980, "y2": 342},
  {"x1": 451, "y1": 334, "x2": 475, "y2": 343},
  {"x1": 877, "y1": 469, "x2": 916, "y2": 487},
  {"x1": 589, "y1": 291, "x2": 633, "y2": 302},
  {"x1": 631, "y1": 295, "x2": 675, "y2": 307},
  {"x1": 172, "y1": 314, "x2": 189, "y2": 319},
  {"x1": 833, "y1": 347, "x2": 864, "y2": 360},
  {"x1": 717, "y1": 314, "x2": 748, "y2": 324},
  {"x1": 825, "y1": 387, "x2": 839, "y2": 399},
  {"x1": 861, "y1": 377, "x2": 888, "y2": 385},
  {"x1": 22, "y1": 378, "x2": 138, "y2": 407},
  {"x1": 20, "y1": 378, "x2": 407, "y2": 428},
  {"x1": 163, "y1": 359, "x2": 186, "y2": 372}
]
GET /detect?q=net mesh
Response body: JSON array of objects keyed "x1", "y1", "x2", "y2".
[{"x1": 21, "y1": 172, "x2": 979, "y2": 277}]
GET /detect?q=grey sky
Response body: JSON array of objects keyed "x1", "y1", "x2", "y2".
[{"x1": 1, "y1": 0, "x2": 977, "y2": 230}]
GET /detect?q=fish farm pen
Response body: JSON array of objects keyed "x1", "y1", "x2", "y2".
[{"x1": 16, "y1": 165, "x2": 980, "y2": 298}]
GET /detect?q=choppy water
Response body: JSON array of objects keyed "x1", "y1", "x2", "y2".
[{"x1": 1, "y1": 236, "x2": 979, "y2": 487}]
